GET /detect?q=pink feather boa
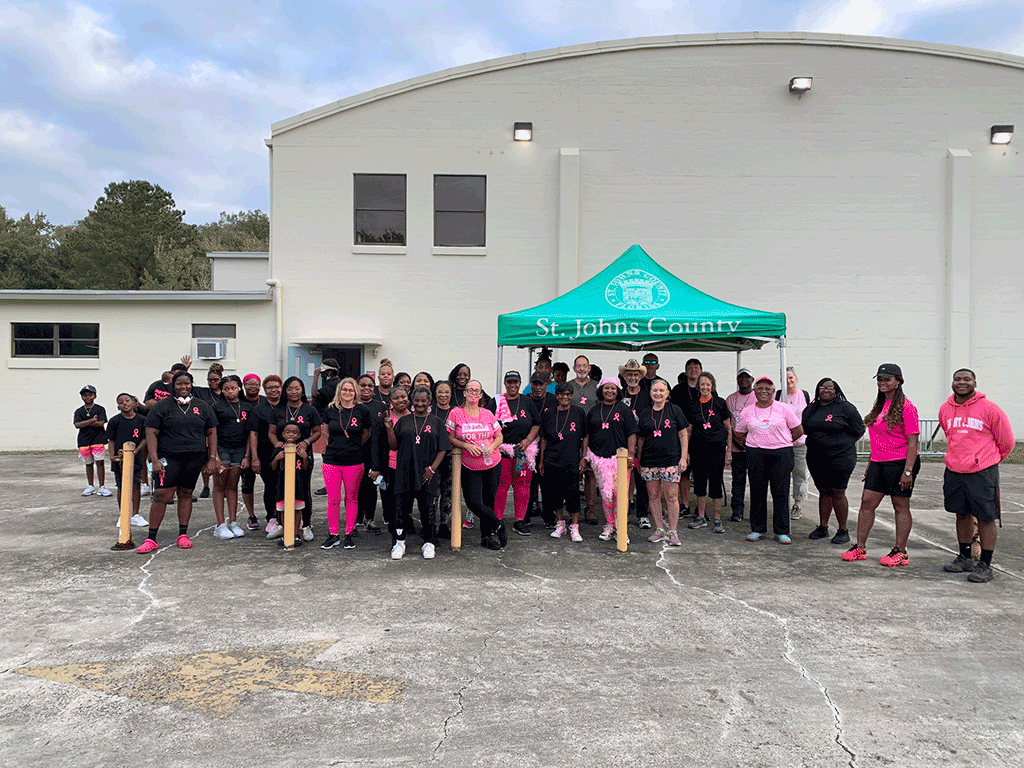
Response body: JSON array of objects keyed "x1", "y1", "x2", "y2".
[{"x1": 585, "y1": 449, "x2": 619, "y2": 504}]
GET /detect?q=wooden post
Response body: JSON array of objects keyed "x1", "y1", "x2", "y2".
[
  {"x1": 111, "y1": 441, "x2": 136, "y2": 550},
  {"x1": 283, "y1": 443, "x2": 297, "y2": 550},
  {"x1": 450, "y1": 448, "x2": 462, "y2": 551},
  {"x1": 615, "y1": 447, "x2": 629, "y2": 552}
]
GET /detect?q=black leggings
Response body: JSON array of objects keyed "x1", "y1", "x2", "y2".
[
  {"x1": 691, "y1": 443, "x2": 726, "y2": 499},
  {"x1": 397, "y1": 490, "x2": 437, "y2": 545},
  {"x1": 461, "y1": 465, "x2": 501, "y2": 538},
  {"x1": 257, "y1": 451, "x2": 279, "y2": 522}
]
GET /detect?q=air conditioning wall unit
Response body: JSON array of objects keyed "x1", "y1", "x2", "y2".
[{"x1": 196, "y1": 339, "x2": 228, "y2": 360}]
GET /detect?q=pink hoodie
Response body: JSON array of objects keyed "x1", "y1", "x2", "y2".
[{"x1": 938, "y1": 391, "x2": 1015, "y2": 473}]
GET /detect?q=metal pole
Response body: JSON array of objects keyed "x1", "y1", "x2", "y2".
[
  {"x1": 615, "y1": 447, "x2": 629, "y2": 552},
  {"x1": 450, "y1": 448, "x2": 463, "y2": 551},
  {"x1": 112, "y1": 441, "x2": 136, "y2": 550},
  {"x1": 496, "y1": 345, "x2": 503, "y2": 396},
  {"x1": 779, "y1": 337, "x2": 787, "y2": 393},
  {"x1": 283, "y1": 442, "x2": 297, "y2": 550}
]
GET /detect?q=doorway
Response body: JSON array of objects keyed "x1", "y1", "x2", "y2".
[{"x1": 320, "y1": 346, "x2": 363, "y2": 379}]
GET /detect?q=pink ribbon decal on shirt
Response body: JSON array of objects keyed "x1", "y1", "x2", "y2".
[
  {"x1": 520, "y1": 410, "x2": 526, "y2": 417},
  {"x1": 569, "y1": 422, "x2": 577, "y2": 431},
  {"x1": 709, "y1": 409, "x2": 715, "y2": 416},
  {"x1": 825, "y1": 414, "x2": 833, "y2": 422},
  {"x1": 132, "y1": 429, "x2": 139, "y2": 438},
  {"x1": 613, "y1": 413, "x2": 620, "y2": 421},
  {"x1": 350, "y1": 417, "x2": 359, "y2": 426},
  {"x1": 424, "y1": 425, "x2": 431, "y2": 432},
  {"x1": 297, "y1": 416, "x2": 304, "y2": 423},
  {"x1": 664, "y1": 419, "x2": 671, "y2": 428},
  {"x1": 241, "y1": 412, "x2": 247, "y2": 420},
  {"x1": 557, "y1": 432, "x2": 563, "y2": 440},
  {"x1": 193, "y1": 407, "x2": 200, "y2": 415}
]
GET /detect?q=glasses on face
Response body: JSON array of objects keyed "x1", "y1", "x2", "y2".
[
  {"x1": 643, "y1": 360, "x2": 658, "y2": 366},
  {"x1": 465, "y1": 388, "x2": 482, "y2": 394},
  {"x1": 556, "y1": 391, "x2": 572, "y2": 397},
  {"x1": 819, "y1": 385, "x2": 835, "y2": 391}
]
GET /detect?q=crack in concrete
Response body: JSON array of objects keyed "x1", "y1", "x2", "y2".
[
  {"x1": 655, "y1": 544, "x2": 858, "y2": 768},
  {"x1": 431, "y1": 627, "x2": 499, "y2": 759}
]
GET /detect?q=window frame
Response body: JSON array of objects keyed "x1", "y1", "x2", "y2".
[
  {"x1": 11, "y1": 322, "x2": 100, "y2": 358},
  {"x1": 353, "y1": 173, "x2": 408, "y2": 246},
  {"x1": 433, "y1": 174, "x2": 486, "y2": 248}
]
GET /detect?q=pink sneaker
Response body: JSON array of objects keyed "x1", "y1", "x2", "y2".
[
  {"x1": 136, "y1": 538, "x2": 159, "y2": 554},
  {"x1": 879, "y1": 548, "x2": 908, "y2": 567},
  {"x1": 668, "y1": 531, "x2": 681, "y2": 547},
  {"x1": 648, "y1": 529, "x2": 668, "y2": 543},
  {"x1": 176, "y1": 534, "x2": 194, "y2": 549},
  {"x1": 841, "y1": 546, "x2": 866, "y2": 562},
  {"x1": 569, "y1": 524, "x2": 583, "y2": 542},
  {"x1": 550, "y1": 521, "x2": 567, "y2": 538}
]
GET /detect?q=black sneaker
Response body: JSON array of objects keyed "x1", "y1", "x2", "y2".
[
  {"x1": 320, "y1": 533, "x2": 340, "y2": 550},
  {"x1": 967, "y1": 561, "x2": 994, "y2": 582},
  {"x1": 944, "y1": 553, "x2": 976, "y2": 573},
  {"x1": 513, "y1": 520, "x2": 531, "y2": 536},
  {"x1": 246, "y1": 515, "x2": 260, "y2": 531},
  {"x1": 496, "y1": 521, "x2": 508, "y2": 547},
  {"x1": 199, "y1": 487, "x2": 210, "y2": 499},
  {"x1": 314, "y1": 487, "x2": 327, "y2": 496},
  {"x1": 365, "y1": 521, "x2": 383, "y2": 534},
  {"x1": 730, "y1": 512, "x2": 744, "y2": 523},
  {"x1": 830, "y1": 529, "x2": 851, "y2": 545},
  {"x1": 808, "y1": 525, "x2": 829, "y2": 540},
  {"x1": 277, "y1": 537, "x2": 303, "y2": 548},
  {"x1": 481, "y1": 535, "x2": 501, "y2": 550},
  {"x1": 343, "y1": 534, "x2": 355, "y2": 549}
]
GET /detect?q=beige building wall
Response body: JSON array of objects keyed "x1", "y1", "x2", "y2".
[{"x1": 269, "y1": 32, "x2": 1024, "y2": 425}]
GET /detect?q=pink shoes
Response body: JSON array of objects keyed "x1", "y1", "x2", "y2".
[{"x1": 136, "y1": 538, "x2": 159, "y2": 554}]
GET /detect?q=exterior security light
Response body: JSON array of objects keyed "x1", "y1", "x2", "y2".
[
  {"x1": 991, "y1": 125, "x2": 1014, "y2": 145},
  {"x1": 514, "y1": 122, "x2": 533, "y2": 141},
  {"x1": 789, "y1": 77, "x2": 813, "y2": 93}
]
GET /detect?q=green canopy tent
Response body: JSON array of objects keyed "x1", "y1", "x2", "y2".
[{"x1": 496, "y1": 244, "x2": 789, "y2": 386}]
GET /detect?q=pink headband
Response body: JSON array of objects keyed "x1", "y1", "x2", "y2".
[{"x1": 243, "y1": 373, "x2": 261, "y2": 384}]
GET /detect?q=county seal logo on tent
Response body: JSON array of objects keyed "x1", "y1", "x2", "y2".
[{"x1": 604, "y1": 269, "x2": 670, "y2": 311}]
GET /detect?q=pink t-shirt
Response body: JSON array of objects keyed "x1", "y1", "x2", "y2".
[
  {"x1": 726, "y1": 391, "x2": 756, "y2": 447},
  {"x1": 735, "y1": 402, "x2": 802, "y2": 450},
  {"x1": 446, "y1": 407, "x2": 502, "y2": 471},
  {"x1": 779, "y1": 389, "x2": 809, "y2": 446},
  {"x1": 868, "y1": 398, "x2": 920, "y2": 462}
]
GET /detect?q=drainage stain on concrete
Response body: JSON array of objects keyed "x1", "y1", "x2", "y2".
[{"x1": 17, "y1": 640, "x2": 406, "y2": 717}]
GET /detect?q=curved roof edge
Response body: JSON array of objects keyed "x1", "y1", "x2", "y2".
[{"x1": 272, "y1": 31, "x2": 1024, "y2": 136}]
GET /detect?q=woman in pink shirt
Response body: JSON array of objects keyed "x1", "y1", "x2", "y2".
[
  {"x1": 446, "y1": 380, "x2": 505, "y2": 550},
  {"x1": 842, "y1": 363, "x2": 920, "y2": 566},
  {"x1": 733, "y1": 376, "x2": 803, "y2": 544}
]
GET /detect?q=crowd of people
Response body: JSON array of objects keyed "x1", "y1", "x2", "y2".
[{"x1": 75, "y1": 350, "x2": 1014, "y2": 581}]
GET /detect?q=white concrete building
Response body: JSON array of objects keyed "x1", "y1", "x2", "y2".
[{"x1": 4, "y1": 32, "x2": 1023, "y2": 450}]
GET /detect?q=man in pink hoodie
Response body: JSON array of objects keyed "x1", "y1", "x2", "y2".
[{"x1": 938, "y1": 369, "x2": 1015, "y2": 582}]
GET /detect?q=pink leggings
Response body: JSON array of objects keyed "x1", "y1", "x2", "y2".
[
  {"x1": 322, "y1": 462, "x2": 365, "y2": 535},
  {"x1": 494, "y1": 454, "x2": 532, "y2": 521}
]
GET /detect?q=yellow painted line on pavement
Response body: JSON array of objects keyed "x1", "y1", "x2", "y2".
[{"x1": 17, "y1": 640, "x2": 405, "y2": 717}]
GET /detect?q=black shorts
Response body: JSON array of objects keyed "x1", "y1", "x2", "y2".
[
  {"x1": 807, "y1": 448, "x2": 857, "y2": 491},
  {"x1": 944, "y1": 465, "x2": 999, "y2": 522},
  {"x1": 111, "y1": 459, "x2": 144, "y2": 487},
  {"x1": 217, "y1": 446, "x2": 247, "y2": 466},
  {"x1": 157, "y1": 452, "x2": 207, "y2": 491},
  {"x1": 864, "y1": 456, "x2": 921, "y2": 498}
]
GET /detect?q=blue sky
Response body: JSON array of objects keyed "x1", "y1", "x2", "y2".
[{"x1": 2, "y1": 0, "x2": 1023, "y2": 225}]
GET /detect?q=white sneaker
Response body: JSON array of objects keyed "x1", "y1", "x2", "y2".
[
  {"x1": 266, "y1": 520, "x2": 283, "y2": 539},
  {"x1": 422, "y1": 542, "x2": 436, "y2": 559},
  {"x1": 130, "y1": 514, "x2": 148, "y2": 527},
  {"x1": 391, "y1": 541, "x2": 406, "y2": 559},
  {"x1": 82, "y1": 486, "x2": 95, "y2": 496},
  {"x1": 550, "y1": 521, "x2": 567, "y2": 538},
  {"x1": 302, "y1": 526, "x2": 314, "y2": 542},
  {"x1": 599, "y1": 524, "x2": 615, "y2": 541},
  {"x1": 214, "y1": 523, "x2": 234, "y2": 539},
  {"x1": 570, "y1": 523, "x2": 583, "y2": 542},
  {"x1": 96, "y1": 486, "x2": 112, "y2": 497},
  {"x1": 140, "y1": 483, "x2": 151, "y2": 497},
  {"x1": 229, "y1": 521, "x2": 245, "y2": 537}
]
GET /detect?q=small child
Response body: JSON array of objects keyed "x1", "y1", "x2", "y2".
[
  {"x1": 74, "y1": 385, "x2": 111, "y2": 497},
  {"x1": 106, "y1": 393, "x2": 149, "y2": 528},
  {"x1": 270, "y1": 423, "x2": 310, "y2": 546}
]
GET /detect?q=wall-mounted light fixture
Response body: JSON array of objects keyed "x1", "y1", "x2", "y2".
[
  {"x1": 514, "y1": 122, "x2": 533, "y2": 141},
  {"x1": 991, "y1": 125, "x2": 1014, "y2": 145},
  {"x1": 788, "y1": 77, "x2": 813, "y2": 93}
]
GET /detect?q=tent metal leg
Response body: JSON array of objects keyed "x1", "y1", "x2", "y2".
[{"x1": 779, "y1": 337, "x2": 787, "y2": 391}]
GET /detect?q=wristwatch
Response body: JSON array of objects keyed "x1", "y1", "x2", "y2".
[{"x1": 903, "y1": 470, "x2": 912, "y2": 476}]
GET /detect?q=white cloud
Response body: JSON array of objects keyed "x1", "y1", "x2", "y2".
[{"x1": 0, "y1": 109, "x2": 86, "y2": 168}]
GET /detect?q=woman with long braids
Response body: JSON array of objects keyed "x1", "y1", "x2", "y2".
[
  {"x1": 356, "y1": 374, "x2": 386, "y2": 533},
  {"x1": 370, "y1": 386, "x2": 413, "y2": 558},
  {"x1": 636, "y1": 379, "x2": 690, "y2": 546},
  {"x1": 492, "y1": 370, "x2": 541, "y2": 536},
  {"x1": 431, "y1": 379, "x2": 456, "y2": 537},
  {"x1": 446, "y1": 379, "x2": 504, "y2": 550},
  {"x1": 320, "y1": 377, "x2": 371, "y2": 551},
  {"x1": 802, "y1": 377, "x2": 865, "y2": 544},
  {"x1": 269, "y1": 376, "x2": 323, "y2": 542},
  {"x1": 841, "y1": 364, "x2": 920, "y2": 566},
  {"x1": 585, "y1": 376, "x2": 638, "y2": 541},
  {"x1": 687, "y1": 371, "x2": 733, "y2": 534}
]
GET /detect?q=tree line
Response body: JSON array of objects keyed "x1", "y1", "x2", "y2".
[{"x1": 0, "y1": 180, "x2": 269, "y2": 290}]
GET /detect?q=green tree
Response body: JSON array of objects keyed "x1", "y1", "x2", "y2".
[
  {"x1": 139, "y1": 236, "x2": 212, "y2": 290},
  {"x1": 67, "y1": 180, "x2": 198, "y2": 290},
  {"x1": 198, "y1": 209, "x2": 270, "y2": 252},
  {"x1": 0, "y1": 206, "x2": 76, "y2": 289}
]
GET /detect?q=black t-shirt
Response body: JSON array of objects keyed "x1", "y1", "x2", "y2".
[
  {"x1": 494, "y1": 395, "x2": 541, "y2": 446},
  {"x1": 802, "y1": 400, "x2": 866, "y2": 456},
  {"x1": 620, "y1": 387, "x2": 652, "y2": 423},
  {"x1": 192, "y1": 386, "x2": 224, "y2": 405},
  {"x1": 670, "y1": 382, "x2": 701, "y2": 423},
  {"x1": 246, "y1": 400, "x2": 281, "y2": 460},
  {"x1": 362, "y1": 399, "x2": 389, "y2": 463},
  {"x1": 313, "y1": 376, "x2": 340, "y2": 416},
  {"x1": 213, "y1": 398, "x2": 258, "y2": 450},
  {"x1": 638, "y1": 403, "x2": 690, "y2": 468},
  {"x1": 540, "y1": 405, "x2": 587, "y2": 471},
  {"x1": 527, "y1": 392, "x2": 557, "y2": 421},
  {"x1": 688, "y1": 396, "x2": 733, "y2": 448},
  {"x1": 105, "y1": 412, "x2": 147, "y2": 455},
  {"x1": 392, "y1": 413, "x2": 450, "y2": 494},
  {"x1": 271, "y1": 402, "x2": 323, "y2": 443},
  {"x1": 74, "y1": 404, "x2": 107, "y2": 447},
  {"x1": 587, "y1": 401, "x2": 639, "y2": 458},
  {"x1": 323, "y1": 402, "x2": 372, "y2": 466},
  {"x1": 145, "y1": 380, "x2": 171, "y2": 404},
  {"x1": 145, "y1": 397, "x2": 216, "y2": 455}
]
